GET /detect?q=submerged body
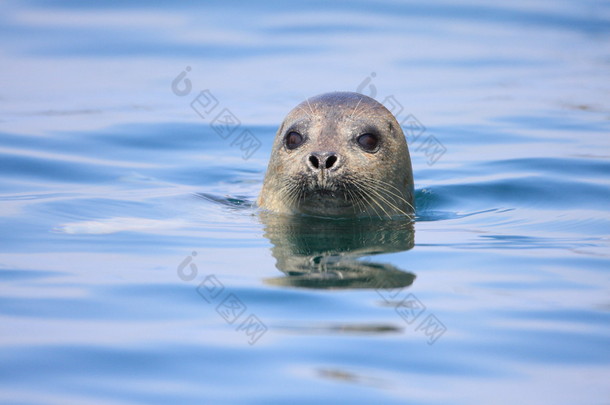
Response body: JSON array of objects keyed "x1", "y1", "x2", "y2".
[{"x1": 258, "y1": 92, "x2": 414, "y2": 218}]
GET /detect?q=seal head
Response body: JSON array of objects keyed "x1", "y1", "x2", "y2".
[{"x1": 258, "y1": 92, "x2": 414, "y2": 218}]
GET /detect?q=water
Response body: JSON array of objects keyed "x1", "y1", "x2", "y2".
[{"x1": 1, "y1": 1, "x2": 610, "y2": 404}]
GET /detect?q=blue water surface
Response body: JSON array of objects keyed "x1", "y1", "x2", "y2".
[{"x1": 1, "y1": 1, "x2": 609, "y2": 404}]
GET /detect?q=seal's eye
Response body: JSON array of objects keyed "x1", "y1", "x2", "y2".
[
  {"x1": 285, "y1": 131, "x2": 304, "y2": 150},
  {"x1": 357, "y1": 133, "x2": 379, "y2": 152}
]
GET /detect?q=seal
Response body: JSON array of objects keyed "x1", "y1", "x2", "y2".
[{"x1": 258, "y1": 92, "x2": 414, "y2": 218}]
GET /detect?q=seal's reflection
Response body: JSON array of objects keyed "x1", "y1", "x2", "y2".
[{"x1": 260, "y1": 212, "x2": 416, "y2": 289}]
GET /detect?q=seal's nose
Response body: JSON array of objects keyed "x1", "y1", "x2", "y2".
[{"x1": 308, "y1": 152, "x2": 339, "y2": 171}]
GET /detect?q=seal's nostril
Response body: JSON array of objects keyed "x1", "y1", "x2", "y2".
[
  {"x1": 309, "y1": 155, "x2": 319, "y2": 169},
  {"x1": 325, "y1": 155, "x2": 337, "y2": 169}
]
